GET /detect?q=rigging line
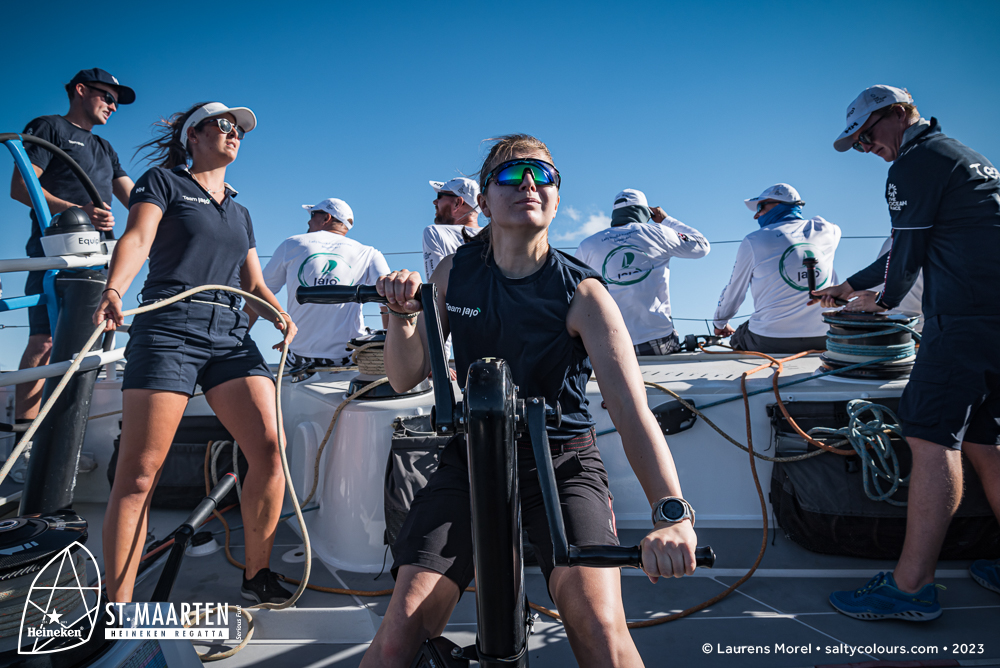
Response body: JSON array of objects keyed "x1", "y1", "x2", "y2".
[{"x1": 255, "y1": 235, "x2": 889, "y2": 259}]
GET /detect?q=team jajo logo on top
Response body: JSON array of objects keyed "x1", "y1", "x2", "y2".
[
  {"x1": 18, "y1": 541, "x2": 102, "y2": 654},
  {"x1": 298, "y1": 253, "x2": 353, "y2": 287},
  {"x1": 447, "y1": 303, "x2": 481, "y2": 318},
  {"x1": 778, "y1": 244, "x2": 828, "y2": 292},
  {"x1": 602, "y1": 245, "x2": 653, "y2": 286}
]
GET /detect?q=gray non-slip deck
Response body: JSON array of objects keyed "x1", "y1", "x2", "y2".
[{"x1": 65, "y1": 502, "x2": 999, "y2": 667}]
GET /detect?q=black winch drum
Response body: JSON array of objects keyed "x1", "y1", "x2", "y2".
[
  {"x1": 820, "y1": 311, "x2": 919, "y2": 380},
  {"x1": 0, "y1": 511, "x2": 88, "y2": 581}
]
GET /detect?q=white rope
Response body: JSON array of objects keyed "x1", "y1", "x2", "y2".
[{"x1": 0, "y1": 285, "x2": 312, "y2": 621}]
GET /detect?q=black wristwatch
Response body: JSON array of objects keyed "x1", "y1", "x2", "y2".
[{"x1": 651, "y1": 497, "x2": 695, "y2": 527}]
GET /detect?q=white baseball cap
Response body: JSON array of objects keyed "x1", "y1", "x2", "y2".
[
  {"x1": 833, "y1": 85, "x2": 913, "y2": 152},
  {"x1": 744, "y1": 183, "x2": 803, "y2": 211},
  {"x1": 613, "y1": 189, "x2": 649, "y2": 210},
  {"x1": 430, "y1": 177, "x2": 480, "y2": 211},
  {"x1": 303, "y1": 198, "x2": 354, "y2": 229},
  {"x1": 180, "y1": 102, "x2": 257, "y2": 152}
]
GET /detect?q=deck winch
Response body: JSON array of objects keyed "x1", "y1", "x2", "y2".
[
  {"x1": 819, "y1": 311, "x2": 919, "y2": 380},
  {"x1": 346, "y1": 331, "x2": 432, "y2": 399}
]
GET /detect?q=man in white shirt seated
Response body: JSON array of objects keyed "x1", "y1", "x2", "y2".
[
  {"x1": 714, "y1": 183, "x2": 841, "y2": 354},
  {"x1": 256, "y1": 198, "x2": 390, "y2": 373},
  {"x1": 423, "y1": 177, "x2": 481, "y2": 280},
  {"x1": 575, "y1": 189, "x2": 710, "y2": 355}
]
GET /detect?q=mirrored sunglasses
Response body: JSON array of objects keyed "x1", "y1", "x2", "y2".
[
  {"x1": 200, "y1": 117, "x2": 246, "y2": 140},
  {"x1": 485, "y1": 159, "x2": 560, "y2": 189}
]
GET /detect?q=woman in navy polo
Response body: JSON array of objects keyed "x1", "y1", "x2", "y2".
[{"x1": 93, "y1": 102, "x2": 297, "y2": 604}]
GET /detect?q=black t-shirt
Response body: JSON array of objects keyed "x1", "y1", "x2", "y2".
[
  {"x1": 848, "y1": 118, "x2": 1000, "y2": 317},
  {"x1": 22, "y1": 115, "x2": 127, "y2": 257},
  {"x1": 447, "y1": 243, "x2": 605, "y2": 443},
  {"x1": 129, "y1": 166, "x2": 256, "y2": 300}
]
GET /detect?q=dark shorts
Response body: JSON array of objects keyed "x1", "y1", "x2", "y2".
[
  {"x1": 391, "y1": 429, "x2": 618, "y2": 598},
  {"x1": 25, "y1": 270, "x2": 50, "y2": 337},
  {"x1": 898, "y1": 314, "x2": 1000, "y2": 449},
  {"x1": 122, "y1": 293, "x2": 273, "y2": 395},
  {"x1": 730, "y1": 320, "x2": 827, "y2": 354}
]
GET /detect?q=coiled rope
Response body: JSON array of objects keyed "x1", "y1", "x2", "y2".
[{"x1": 808, "y1": 400, "x2": 910, "y2": 506}]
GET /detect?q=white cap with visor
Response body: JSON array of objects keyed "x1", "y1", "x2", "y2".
[
  {"x1": 744, "y1": 183, "x2": 803, "y2": 211},
  {"x1": 303, "y1": 198, "x2": 354, "y2": 229},
  {"x1": 429, "y1": 177, "x2": 481, "y2": 211},
  {"x1": 833, "y1": 85, "x2": 912, "y2": 152},
  {"x1": 180, "y1": 102, "x2": 257, "y2": 153}
]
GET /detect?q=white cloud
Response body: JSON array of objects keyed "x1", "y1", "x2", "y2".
[
  {"x1": 563, "y1": 205, "x2": 582, "y2": 222},
  {"x1": 551, "y1": 210, "x2": 611, "y2": 243}
]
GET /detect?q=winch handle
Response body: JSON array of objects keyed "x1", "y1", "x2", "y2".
[
  {"x1": 296, "y1": 284, "x2": 457, "y2": 433},
  {"x1": 803, "y1": 257, "x2": 847, "y2": 306},
  {"x1": 568, "y1": 544, "x2": 716, "y2": 569},
  {"x1": 525, "y1": 397, "x2": 715, "y2": 571}
]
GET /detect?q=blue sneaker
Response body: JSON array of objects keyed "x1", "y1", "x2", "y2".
[
  {"x1": 829, "y1": 571, "x2": 943, "y2": 621},
  {"x1": 970, "y1": 559, "x2": 1000, "y2": 594}
]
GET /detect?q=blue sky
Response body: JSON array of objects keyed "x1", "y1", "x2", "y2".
[{"x1": 2, "y1": 0, "x2": 998, "y2": 367}]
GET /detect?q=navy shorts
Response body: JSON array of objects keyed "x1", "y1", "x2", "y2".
[
  {"x1": 25, "y1": 270, "x2": 50, "y2": 337},
  {"x1": 391, "y1": 428, "x2": 618, "y2": 597},
  {"x1": 898, "y1": 314, "x2": 1000, "y2": 449},
  {"x1": 122, "y1": 293, "x2": 273, "y2": 395}
]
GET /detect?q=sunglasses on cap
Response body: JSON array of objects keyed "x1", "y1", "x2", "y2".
[
  {"x1": 85, "y1": 84, "x2": 117, "y2": 106},
  {"x1": 852, "y1": 111, "x2": 889, "y2": 152},
  {"x1": 484, "y1": 159, "x2": 560, "y2": 189},
  {"x1": 198, "y1": 117, "x2": 246, "y2": 140}
]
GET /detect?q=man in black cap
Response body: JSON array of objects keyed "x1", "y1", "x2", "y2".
[{"x1": 8, "y1": 68, "x2": 136, "y2": 423}]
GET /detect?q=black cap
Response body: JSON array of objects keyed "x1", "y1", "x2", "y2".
[{"x1": 67, "y1": 68, "x2": 135, "y2": 105}]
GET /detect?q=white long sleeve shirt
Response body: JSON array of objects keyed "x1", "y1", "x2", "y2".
[
  {"x1": 423, "y1": 224, "x2": 480, "y2": 280},
  {"x1": 575, "y1": 216, "x2": 710, "y2": 344},
  {"x1": 262, "y1": 231, "x2": 390, "y2": 359},
  {"x1": 714, "y1": 216, "x2": 841, "y2": 338}
]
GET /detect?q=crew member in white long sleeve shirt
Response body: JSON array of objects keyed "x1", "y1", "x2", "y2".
[
  {"x1": 575, "y1": 189, "x2": 710, "y2": 355},
  {"x1": 423, "y1": 177, "x2": 481, "y2": 280},
  {"x1": 713, "y1": 183, "x2": 841, "y2": 354}
]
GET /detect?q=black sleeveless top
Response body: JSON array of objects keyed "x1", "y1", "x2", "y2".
[{"x1": 447, "y1": 242, "x2": 605, "y2": 443}]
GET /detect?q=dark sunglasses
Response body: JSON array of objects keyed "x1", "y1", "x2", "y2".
[
  {"x1": 755, "y1": 201, "x2": 773, "y2": 214},
  {"x1": 85, "y1": 84, "x2": 118, "y2": 106},
  {"x1": 435, "y1": 191, "x2": 459, "y2": 201},
  {"x1": 198, "y1": 117, "x2": 246, "y2": 140},
  {"x1": 484, "y1": 159, "x2": 560, "y2": 189},
  {"x1": 852, "y1": 112, "x2": 888, "y2": 152}
]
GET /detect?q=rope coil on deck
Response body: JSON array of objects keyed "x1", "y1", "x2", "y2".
[{"x1": 808, "y1": 399, "x2": 910, "y2": 506}]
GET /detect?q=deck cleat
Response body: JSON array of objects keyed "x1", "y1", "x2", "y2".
[{"x1": 829, "y1": 571, "x2": 943, "y2": 621}]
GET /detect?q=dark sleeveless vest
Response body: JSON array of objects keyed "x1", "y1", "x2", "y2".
[{"x1": 447, "y1": 242, "x2": 605, "y2": 443}]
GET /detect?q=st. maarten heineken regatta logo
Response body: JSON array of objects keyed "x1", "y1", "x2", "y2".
[
  {"x1": 298, "y1": 253, "x2": 353, "y2": 287},
  {"x1": 778, "y1": 244, "x2": 828, "y2": 291},
  {"x1": 602, "y1": 245, "x2": 653, "y2": 285}
]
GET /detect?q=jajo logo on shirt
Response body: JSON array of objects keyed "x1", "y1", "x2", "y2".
[{"x1": 447, "y1": 303, "x2": 481, "y2": 317}]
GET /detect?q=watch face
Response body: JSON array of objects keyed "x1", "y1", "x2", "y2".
[{"x1": 663, "y1": 499, "x2": 685, "y2": 521}]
